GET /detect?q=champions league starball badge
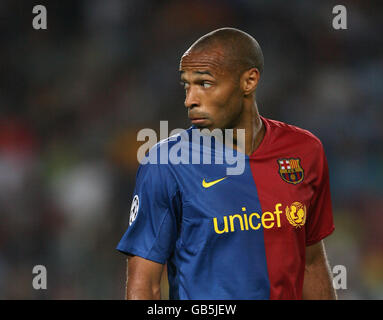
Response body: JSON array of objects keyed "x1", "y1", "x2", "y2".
[{"x1": 129, "y1": 195, "x2": 139, "y2": 226}]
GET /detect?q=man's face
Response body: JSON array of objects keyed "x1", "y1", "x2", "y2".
[{"x1": 179, "y1": 47, "x2": 244, "y2": 130}]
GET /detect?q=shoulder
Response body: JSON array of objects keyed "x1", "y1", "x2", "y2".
[
  {"x1": 136, "y1": 127, "x2": 193, "y2": 181},
  {"x1": 149, "y1": 126, "x2": 193, "y2": 154},
  {"x1": 263, "y1": 116, "x2": 324, "y2": 154}
]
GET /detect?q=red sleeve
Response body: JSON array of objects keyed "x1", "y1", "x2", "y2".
[{"x1": 305, "y1": 142, "x2": 335, "y2": 246}]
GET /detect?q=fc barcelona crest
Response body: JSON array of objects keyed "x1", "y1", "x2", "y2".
[{"x1": 277, "y1": 158, "x2": 304, "y2": 185}]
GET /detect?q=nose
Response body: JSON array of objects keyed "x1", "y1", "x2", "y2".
[{"x1": 184, "y1": 86, "x2": 200, "y2": 109}]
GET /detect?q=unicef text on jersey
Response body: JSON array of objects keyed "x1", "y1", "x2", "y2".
[{"x1": 136, "y1": 121, "x2": 246, "y2": 175}]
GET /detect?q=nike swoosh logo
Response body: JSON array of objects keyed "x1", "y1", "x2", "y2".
[{"x1": 202, "y1": 177, "x2": 227, "y2": 188}]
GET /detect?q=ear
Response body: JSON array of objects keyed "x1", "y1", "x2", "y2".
[{"x1": 241, "y1": 68, "x2": 260, "y2": 96}]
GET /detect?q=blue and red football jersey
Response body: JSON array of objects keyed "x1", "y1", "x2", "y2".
[{"x1": 116, "y1": 116, "x2": 335, "y2": 299}]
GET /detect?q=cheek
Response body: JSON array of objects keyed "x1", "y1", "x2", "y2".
[
  {"x1": 212, "y1": 81, "x2": 238, "y2": 105},
  {"x1": 205, "y1": 93, "x2": 228, "y2": 119},
  {"x1": 223, "y1": 92, "x2": 244, "y2": 128},
  {"x1": 216, "y1": 85, "x2": 242, "y2": 114},
  {"x1": 201, "y1": 90, "x2": 240, "y2": 128}
]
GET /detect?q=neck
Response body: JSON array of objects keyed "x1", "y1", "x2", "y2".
[{"x1": 232, "y1": 99, "x2": 265, "y2": 156}]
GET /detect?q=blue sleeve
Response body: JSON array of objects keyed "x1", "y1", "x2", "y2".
[{"x1": 116, "y1": 162, "x2": 180, "y2": 264}]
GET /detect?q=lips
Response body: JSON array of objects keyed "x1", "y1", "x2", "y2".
[
  {"x1": 189, "y1": 117, "x2": 207, "y2": 124},
  {"x1": 189, "y1": 113, "x2": 207, "y2": 120}
]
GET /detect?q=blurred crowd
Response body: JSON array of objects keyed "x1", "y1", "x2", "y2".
[{"x1": 0, "y1": 0, "x2": 382, "y2": 299}]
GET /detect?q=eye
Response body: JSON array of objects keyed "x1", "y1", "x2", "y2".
[
  {"x1": 201, "y1": 82, "x2": 212, "y2": 89},
  {"x1": 180, "y1": 81, "x2": 189, "y2": 90}
]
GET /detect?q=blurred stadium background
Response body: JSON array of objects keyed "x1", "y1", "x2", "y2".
[{"x1": 0, "y1": 0, "x2": 382, "y2": 299}]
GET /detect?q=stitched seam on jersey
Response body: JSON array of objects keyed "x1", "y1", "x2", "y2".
[
  {"x1": 167, "y1": 165, "x2": 182, "y2": 203},
  {"x1": 307, "y1": 142, "x2": 326, "y2": 229},
  {"x1": 146, "y1": 206, "x2": 171, "y2": 260},
  {"x1": 145, "y1": 185, "x2": 179, "y2": 260},
  {"x1": 142, "y1": 159, "x2": 181, "y2": 258}
]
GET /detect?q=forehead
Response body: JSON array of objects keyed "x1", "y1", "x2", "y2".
[{"x1": 179, "y1": 47, "x2": 229, "y2": 77}]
